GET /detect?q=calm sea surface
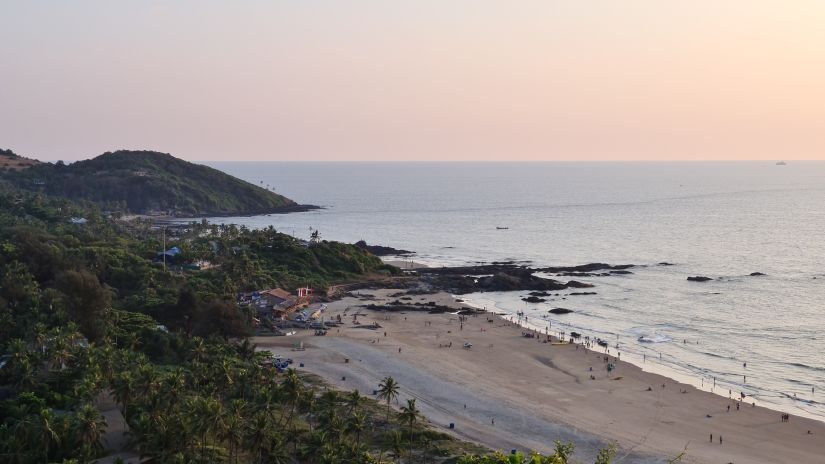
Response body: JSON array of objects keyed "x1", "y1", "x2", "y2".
[{"x1": 206, "y1": 161, "x2": 825, "y2": 421}]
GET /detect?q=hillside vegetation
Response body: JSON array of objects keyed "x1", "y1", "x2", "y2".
[
  {"x1": 1, "y1": 150, "x2": 315, "y2": 216},
  {"x1": 0, "y1": 149, "x2": 41, "y2": 172},
  {"x1": 0, "y1": 185, "x2": 626, "y2": 463}
]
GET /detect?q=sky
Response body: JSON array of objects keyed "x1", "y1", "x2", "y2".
[{"x1": 2, "y1": 1, "x2": 825, "y2": 162}]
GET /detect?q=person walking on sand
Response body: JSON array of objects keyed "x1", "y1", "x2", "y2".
[
  {"x1": 710, "y1": 433, "x2": 712, "y2": 442},
  {"x1": 727, "y1": 405, "x2": 730, "y2": 412},
  {"x1": 719, "y1": 435, "x2": 722, "y2": 445},
  {"x1": 491, "y1": 418, "x2": 495, "y2": 426}
]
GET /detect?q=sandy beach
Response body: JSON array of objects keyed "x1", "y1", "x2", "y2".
[{"x1": 254, "y1": 289, "x2": 824, "y2": 464}]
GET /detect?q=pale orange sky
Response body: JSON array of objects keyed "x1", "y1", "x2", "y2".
[{"x1": 2, "y1": 1, "x2": 825, "y2": 162}]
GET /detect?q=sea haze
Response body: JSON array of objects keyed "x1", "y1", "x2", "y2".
[{"x1": 205, "y1": 161, "x2": 825, "y2": 421}]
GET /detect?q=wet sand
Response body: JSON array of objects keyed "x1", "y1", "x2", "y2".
[{"x1": 254, "y1": 289, "x2": 824, "y2": 463}]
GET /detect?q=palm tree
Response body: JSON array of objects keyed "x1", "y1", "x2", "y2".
[
  {"x1": 346, "y1": 411, "x2": 367, "y2": 450},
  {"x1": 298, "y1": 387, "x2": 319, "y2": 431},
  {"x1": 235, "y1": 338, "x2": 257, "y2": 362},
  {"x1": 190, "y1": 337, "x2": 208, "y2": 363},
  {"x1": 398, "y1": 398, "x2": 420, "y2": 462},
  {"x1": 221, "y1": 399, "x2": 247, "y2": 464},
  {"x1": 112, "y1": 371, "x2": 135, "y2": 417},
  {"x1": 377, "y1": 376, "x2": 400, "y2": 423},
  {"x1": 73, "y1": 403, "x2": 107, "y2": 462},
  {"x1": 389, "y1": 430, "x2": 404, "y2": 461},
  {"x1": 345, "y1": 389, "x2": 364, "y2": 416},
  {"x1": 191, "y1": 395, "x2": 224, "y2": 462},
  {"x1": 216, "y1": 358, "x2": 235, "y2": 390},
  {"x1": 163, "y1": 367, "x2": 187, "y2": 406},
  {"x1": 280, "y1": 369, "x2": 302, "y2": 432},
  {"x1": 244, "y1": 412, "x2": 277, "y2": 464},
  {"x1": 135, "y1": 362, "x2": 159, "y2": 402},
  {"x1": 41, "y1": 408, "x2": 62, "y2": 458}
]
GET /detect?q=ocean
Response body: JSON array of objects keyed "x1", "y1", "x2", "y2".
[{"x1": 205, "y1": 161, "x2": 825, "y2": 421}]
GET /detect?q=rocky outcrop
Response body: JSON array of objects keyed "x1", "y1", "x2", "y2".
[
  {"x1": 522, "y1": 296, "x2": 546, "y2": 303},
  {"x1": 417, "y1": 262, "x2": 627, "y2": 295},
  {"x1": 549, "y1": 307, "x2": 574, "y2": 314},
  {"x1": 750, "y1": 272, "x2": 766, "y2": 276},
  {"x1": 354, "y1": 240, "x2": 413, "y2": 256},
  {"x1": 566, "y1": 280, "x2": 595, "y2": 288},
  {"x1": 687, "y1": 276, "x2": 713, "y2": 282}
]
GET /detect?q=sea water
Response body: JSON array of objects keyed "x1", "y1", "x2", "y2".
[{"x1": 205, "y1": 161, "x2": 825, "y2": 421}]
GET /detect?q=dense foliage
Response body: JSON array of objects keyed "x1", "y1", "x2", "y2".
[
  {"x1": 1, "y1": 150, "x2": 301, "y2": 216},
  {"x1": 0, "y1": 186, "x2": 626, "y2": 463}
]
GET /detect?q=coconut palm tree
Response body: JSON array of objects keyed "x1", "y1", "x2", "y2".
[
  {"x1": 235, "y1": 338, "x2": 257, "y2": 362},
  {"x1": 389, "y1": 430, "x2": 404, "y2": 461},
  {"x1": 397, "y1": 398, "x2": 420, "y2": 462},
  {"x1": 163, "y1": 367, "x2": 187, "y2": 406},
  {"x1": 377, "y1": 376, "x2": 400, "y2": 423},
  {"x1": 280, "y1": 369, "x2": 302, "y2": 431},
  {"x1": 73, "y1": 403, "x2": 107, "y2": 462},
  {"x1": 244, "y1": 412, "x2": 278, "y2": 464},
  {"x1": 345, "y1": 389, "x2": 364, "y2": 417},
  {"x1": 111, "y1": 371, "x2": 135, "y2": 417},
  {"x1": 190, "y1": 395, "x2": 224, "y2": 462},
  {"x1": 346, "y1": 411, "x2": 367, "y2": 450},
  {"x1": 221, "y1": 399, "x2": 247, "y2": 464}
]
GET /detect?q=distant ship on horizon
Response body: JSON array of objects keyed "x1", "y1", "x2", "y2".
[{"x1": 776, "y1": 161, "x2": 787, "y2": 165}]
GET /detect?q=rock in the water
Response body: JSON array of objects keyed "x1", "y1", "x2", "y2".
[
  {"x1": 529, "y1": 291, "x2": 552, "y2": 297},
  {"x1": 354, "y1": 240, "x2": 413, "y2": 256},
  {"x1": 566, "y1": 280, "x2": 595, "y2": 288},
  {"x1": 522, "y1": 296, "x2": 546, "y2": 303},
  {"x1": 687, "y1": 276, "x2": 713, "y2": 282},
  {"x1": 658, "y1": 262, "x2": 675, "y2": 266},
  {"x1": 569, "y1": 292, "x2": 597, "y2": 296},
  {"x1": 749, "y1": 272, "x2": 766, "y2": 276},
  {"x1": 610, "y1": 270, "x2": 633, "y2": 275},
  {"x1": 549, "y1": 307, "x2": 574, "y2": 314}
]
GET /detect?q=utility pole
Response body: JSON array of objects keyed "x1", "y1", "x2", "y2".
[{"x1": 162, "y1": 226, "x2": 167, "y2": 270}]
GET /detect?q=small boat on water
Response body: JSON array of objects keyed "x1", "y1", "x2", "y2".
[{"x1": 776, "y1": 161, "x2": 787, "y2": 165}]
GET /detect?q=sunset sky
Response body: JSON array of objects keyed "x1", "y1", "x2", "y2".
[{"x1": 2, "y1": 1, "x2": 825, "y2": 162}]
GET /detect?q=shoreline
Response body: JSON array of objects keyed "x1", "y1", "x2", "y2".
[
  {"x1": 459, "y1": 292, "x2": 825, "y2": 425},
  {"x1": 255, "y1": 289, "x2": 824, "y2": 464},
  {"x1": 379, "y1": 252, "x2": 823, "y2": 424}
]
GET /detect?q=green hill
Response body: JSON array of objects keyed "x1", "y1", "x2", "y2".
[{"x1": 1, "y1": 150, "x2": 316, "y2": 216}]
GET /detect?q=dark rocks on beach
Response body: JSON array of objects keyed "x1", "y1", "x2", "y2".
[
  {"x1": 610, "y1": 270, "x2": 633, "y2": 275},
  {"x1": 354, "y1": 240, "x2": 413, "y2": 256},
  {"x1": 687, "y1": 276, "x2": 713, "y2": 282},
  {"x1": 569, "y1": 292, "x2": 597, "y2": 296},
  {"x1": 565, "y1": 280, "x2": 595, "y2": 288},
  {"x1": 539, "y1": 263, "x2": 634, "y2": 273},
  {"x1": 416, "y1": 262, "x2": 627, "y2": 294},
  {"x1": 364, "y1": 303, "x2": 457, "y2": 314},
  {"x1": 521, "y1": 296, "x2": 547, "y2": 303},
  {"x1": 556, "y1": 271, "x2": 611, "y2": 277},
  {"x1": 750, "y1": 272, "x2": 766, "y2": 276},
  {"x1": 549, "y1": 307, "x2": 574, "y2": 314},
  {"x1": 658, "y1": 262, "x2": 675, "y2": 266}
]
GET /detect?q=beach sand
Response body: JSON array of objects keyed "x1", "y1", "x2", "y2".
[{"x1": 254, "y1": 289, "x2": 824, "y2": 463}]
